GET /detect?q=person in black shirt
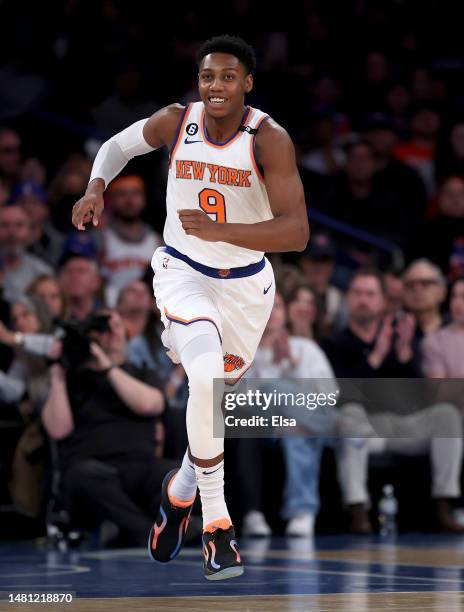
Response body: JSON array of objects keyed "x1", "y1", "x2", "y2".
[
  {"x1": 42, "y1": 309, "x2": 178, "y2": 546},
  {"x1": 322, "y1": 269, "x2": 463, "y2": 534}
]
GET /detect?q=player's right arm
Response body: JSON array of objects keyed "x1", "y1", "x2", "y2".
[{"x1": 72, "y1": 104, "x2": 184, "y2": 230}]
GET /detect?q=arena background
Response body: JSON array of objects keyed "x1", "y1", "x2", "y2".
[{"x1": 1, "y1": 0, "x2": 464, "y2": 604}]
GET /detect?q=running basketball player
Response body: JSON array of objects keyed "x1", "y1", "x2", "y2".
[{"x1": 72, "y1": 35, "x2": 309, "y2": 580}]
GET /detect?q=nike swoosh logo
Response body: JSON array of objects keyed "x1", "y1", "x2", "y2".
[
  {"x1": 263, "y1": 283, "x2": 273, "y2": 294},
  {"x1": 184, "y1": 138, "x2": 202, "y2": 144},
  {"x1": 202, "y1": 466, "x2": 221, "y2": 476}
]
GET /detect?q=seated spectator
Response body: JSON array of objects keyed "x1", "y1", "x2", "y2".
[
  {"x1": 0, "y1": 127, "x2": 22, "y2": 190},
  {"x1": 402, "y1": 259, "x2": 447, "y2": 338},
  {"x1": 10, "y1": 181, "x2": 64, "y2": 268},
  {"x1": 41, "y1": 309, "x2": 178, "y2": 546},
  {"x1": 393, "y1": 103, "x2": 441, "y2": 197},
  {"x1": 317, "y1": 141, "x2": 406, "y2": 257},
  {"x1": 100, "y1": 176, "x2": 162, "y2": 306},
  {"x1": 58, "y1": 255, "x2": 103, "y2": 321},
  {"x1": 27, "y1": 274, "x2": 67, "y2": 320},
  {"x1": 422, "y1": 277, "x2": 464, "y2": 378},
  {"x1": 414, "y1": 176, "x2": 464, "y2": 279},
  {"x1": 322, "y1": 268, "x2": 463, "y2": 533},
  {"x1": 383, "y1": 268, "x2": 404, "y2": 316},
  {"x1": 0, "y1": 295, "x2": 54, "y2": 410},
  {"x1": 284, "y1": 281, "x2": 319, "y2": 340},
  {"x1": 436, "y1": 120, "x2": 464, "y2": 182},
  {"x1": 117, "y1": 280, "x2": 153, "y2": 340},
  {"x1": 299, "y1": 113, "x2": 346, "y2": 176},
  {"x1": 241, "y1": 291, "x2": 337, "y2": 537},
  {"x1": 363, "y1": 113, "x2": 426, "y2": 242},
  {"x1": 0, "y1": 204, "x2": 53, "y2": 303},
  {"x1": 298, "y1": 232, "x2": 343, "y2": 335}
]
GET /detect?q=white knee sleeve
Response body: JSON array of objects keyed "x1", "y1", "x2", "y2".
[{"x1": 171, "y1": 323, "x2": 225, "y2": 460}]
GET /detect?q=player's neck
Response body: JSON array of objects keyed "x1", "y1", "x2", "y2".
[{"x1": 204, "y1": 104, "x2": 248, "y2": 144}]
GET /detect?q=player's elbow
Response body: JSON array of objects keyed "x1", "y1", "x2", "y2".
[{"x1": 293, "y1": 219, "x2": 310, "y2": 252}]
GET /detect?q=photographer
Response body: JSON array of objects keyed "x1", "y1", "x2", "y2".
[{"x1": 41, "y1": 308, "x2": 178, "y2": 546}]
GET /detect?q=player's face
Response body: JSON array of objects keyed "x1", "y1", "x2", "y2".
[{"x1": 198, "y1": 53, "x2": 253, "y2": 118}]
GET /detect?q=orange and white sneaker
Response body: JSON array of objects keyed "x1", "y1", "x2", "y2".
[
  {"x1": 148, "y1": 469, "x2": 196, "y2": 563},
  {"x1": 202, "y1": 520, "x2": 244, "y2": 580}
]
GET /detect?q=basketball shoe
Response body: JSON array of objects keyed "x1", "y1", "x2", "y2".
[{"x1": 148, "y1": 469, "x2": 196, "y2": 563}]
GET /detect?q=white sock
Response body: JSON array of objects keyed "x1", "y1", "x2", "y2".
[
  {"x1": 168, "y1": 450, "x2": 197, "y2": 505},
  {"x1": 195, "y1": 460, "x2": 231, "y2": 529}
]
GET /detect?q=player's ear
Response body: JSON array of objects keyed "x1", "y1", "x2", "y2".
[{"x1": 245, "y1": 74, "x2": 253, "y2": 94}]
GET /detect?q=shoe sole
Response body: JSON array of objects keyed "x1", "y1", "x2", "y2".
[{"x1": 205, "y1": 565, "x2": 244, "y2": 581}]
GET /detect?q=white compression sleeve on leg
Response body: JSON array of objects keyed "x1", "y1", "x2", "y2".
[
  {"x1": 89, "y1": 119, "x2": 157, "y2": 188},
  {"x1": 170, "y1": 324, "x2": 225, "y2": 459}
]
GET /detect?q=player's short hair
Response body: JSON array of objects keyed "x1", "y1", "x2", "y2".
[{"x1": 197, "y1": 35, "x2": 256, "y2": 75}]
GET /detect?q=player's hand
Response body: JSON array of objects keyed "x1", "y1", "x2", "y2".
[
  {"x1": 72, "y1": 192, "x2": 104, "y2": 231},
  {"x1": 177, "y1": 209, "x2": 222, "y2": 242}
]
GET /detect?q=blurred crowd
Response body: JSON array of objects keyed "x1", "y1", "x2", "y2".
[{"x1": 2, "y1": 0, "x2": 464, "y2": 543}]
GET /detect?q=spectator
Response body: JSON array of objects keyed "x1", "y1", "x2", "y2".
[
  {"x1": 299, "y1": 113, "x2": 346, "y2": 176},
  {"x1": 117, "y1": 280, "x2": 153, "y2": 340},
  {"x1": 241, "y1": 292, "x2": 337, "y2": 537},
  {"x1": 436, "y1": 120, "x2": 464, "y2": 181},
  {"x1": 0, "y1": 127, "x2": 22, "y2": 190},
  {"x1": 41, "y1": 309, "x2": 177, "y2": 546},
  {"x1": 402, "y1": 259, "x2": 447, "y2": 338},
  {"x1": 100, "y1": 176, "x2": 162, "y2": 306},
  {"x1": 27, "y1": 274, "x2": 67, "y2": 320},
  {"x1": 318, "y1": 142, "x2": 404, "y2": 257},
  {"x1": 284, "y1": 281, "x2": 319, "y2": 341},
  {"x1": 298, "y1": 232, "x2": 343, "y2": 335},
  {"x1": 363, "y1": 113, "x2": 427, "y2": 243},
  {"x1": 414, "y1": 176, "x2": 464, "y2": 279},
  {"x1": 0, "y1": 295, "x2": 53, "y2": 411},
  {"x1": 10, "y1": 181, "x2": 64, "y2": 268},
  {"x1": 422, "y1": 278, "x2": 464, "y2": 378},
  {"x1": 393, "y1": 104, "x2": 441, "y2": 197},
  {"x1": 383, "y1": 269, "x2": 404, "y2": 316},
  {"x1": 58, "y1": 256, "x2": 102, "y2": 321},
  {"x1": 0, "y1": 204, "x2": 53, "y2": 303},
  {"x1": 322, "y1": 269, "x2": 463, "y2": 533}
]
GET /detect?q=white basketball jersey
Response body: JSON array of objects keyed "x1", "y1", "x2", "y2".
[{"x1": 164, "y1": 102, "x2": 273, "y2": 268}]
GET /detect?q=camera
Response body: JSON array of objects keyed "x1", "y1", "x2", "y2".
[{"x1": 59, "y1": 314, "x2": 111, "y2": 370}]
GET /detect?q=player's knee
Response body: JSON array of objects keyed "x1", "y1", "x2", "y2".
[{"x1": 187, "y1": 351, "x2": 224, "y2": 399}]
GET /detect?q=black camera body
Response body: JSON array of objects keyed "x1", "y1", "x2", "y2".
[{"x1": 59, "y1": 314, "x2": 111, "y2": 370}]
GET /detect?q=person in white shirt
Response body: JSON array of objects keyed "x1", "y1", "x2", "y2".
[{"x1": 243, "y1": 291, "x2": 337, "y2": 537}]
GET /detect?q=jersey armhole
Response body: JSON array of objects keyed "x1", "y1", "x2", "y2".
[
  {"x1": 168, "y1": 103, "x2": 192, "y2": 167},
  {"x1": 250, "y1": 115, "x2": 270, "y2": 182}
]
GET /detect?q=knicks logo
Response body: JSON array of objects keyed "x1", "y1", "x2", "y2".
[
  {"x1": 218, "y1": 269, "x2": 230, "y2": 278},
  {"x1": 224, "y1": 353, "x2": 245, "y2": 372}
]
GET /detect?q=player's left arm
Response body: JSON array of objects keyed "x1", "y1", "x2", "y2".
[{"x1": 178, "y1": 119, "x2": 309, "y2": 252}]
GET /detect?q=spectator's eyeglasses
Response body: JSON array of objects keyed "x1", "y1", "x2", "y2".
[{"x1": 404, "y1": 278, "x2": 440, "y2": 290}]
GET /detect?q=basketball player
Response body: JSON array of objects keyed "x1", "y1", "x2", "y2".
[{"x1": 72, "y1": 35, "x2": 309, "y2": 580}]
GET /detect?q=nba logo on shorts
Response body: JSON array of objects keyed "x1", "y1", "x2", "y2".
[
  {"x1": 163, "y1": 257, "x2": 170, "y2": 269},
  {"x1": 219, "y1": 269, "x2": 231, "y2": 278}
]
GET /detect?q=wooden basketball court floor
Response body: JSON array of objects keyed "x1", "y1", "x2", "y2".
[{"x1": 0, "y1": 534, "x2": 463, "y2": 611}]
